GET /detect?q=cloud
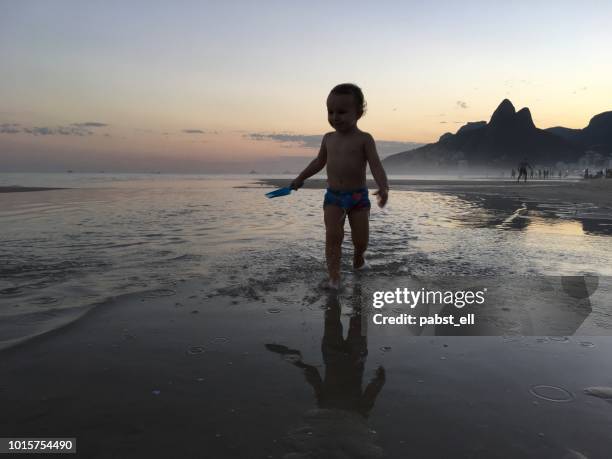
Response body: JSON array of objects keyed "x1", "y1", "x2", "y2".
[
  {"x1": 72, "y1": 122, "x2": 108, "y2": 127},
  {"x1": 0, "y1": 123, "x2": 21, "y2": 134},
  {"x1": 1, "y1": 121, "x2": 110, "y2": 136},
  {"x1": 21, "y1": 126, "x2": 88, "y2": 136},
  {"x1": 456, "y1": 101, "x2": 468, "y2": 109},
  {"x1": 245, "y1": 133, "x2": 323, "y2": 149},
  {"x1": 246, "y1": 132, "x2": 424, "y2": 157},
  {"x1": 23, "y1": 126, "x2": 93, "y2": 136},
  {"x1": 183, "y1": 129, "x2": 206, "y2": 134}
]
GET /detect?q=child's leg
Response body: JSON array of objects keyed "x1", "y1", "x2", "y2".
[
  {"x1": 324, "y1": 205, "x2": 345, "y2": 285},
  {"x1": 348, "y1": 209, "x2": 369, "y2": 268}
]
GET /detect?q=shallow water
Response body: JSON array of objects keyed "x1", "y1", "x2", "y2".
[{"x1": 1, "y1": 173, "x2": 611, "y2": 348}]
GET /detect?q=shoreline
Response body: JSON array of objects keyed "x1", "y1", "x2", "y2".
[
  {"x1": 0, "y1": 186, "x2": 69, "y2": 193},
  {"x1": 258, "y1": 178, "x2": 612, "y2": 210}
]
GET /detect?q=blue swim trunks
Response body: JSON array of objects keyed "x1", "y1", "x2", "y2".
[{"x1": 323, "y1": 188, "x2": 370, "y2": 211}]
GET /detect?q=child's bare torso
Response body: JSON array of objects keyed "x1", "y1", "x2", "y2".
[{"x1": 325, "y1": 130, "x2": 369, "y2": 190}]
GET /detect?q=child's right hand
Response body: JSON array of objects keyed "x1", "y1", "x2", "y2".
[{"x1": 290, "y1": 178, "x2": 304, "y2": 190}]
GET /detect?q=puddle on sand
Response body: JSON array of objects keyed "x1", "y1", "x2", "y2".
[
  {"x1": 530, "y1": 385, "x2": 574, "y2": 402},
  {"x1": 210, "y1": 337, "x2": 230, "y2": 344},
  {"x1": 548, "y1": 336, "x2": 570, "y2": 343},
  {"x1": 186, "y1": 345, "x2": 206, "y2": 355}
]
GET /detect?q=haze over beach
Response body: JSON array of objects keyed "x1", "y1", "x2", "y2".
[
  {"x1": 1, "y1": 1, "x2": 612, "y2": 173},
  {"x1": 2, "y1": 2, "x2": 612, "y2": 459}
]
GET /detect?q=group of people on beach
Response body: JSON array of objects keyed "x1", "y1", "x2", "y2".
[
  {"x1": 583, "y1": 168, "x2": 612, "y2": 179},
  {"x1": 511, "y1": 164, "x2": 568, "y2": 182}
]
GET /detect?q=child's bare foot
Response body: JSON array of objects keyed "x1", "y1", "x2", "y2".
[
  {"x1": 353, "y1": 255, "x2": 370, "y2": 271},
  {"x1": 318, "y1": 278, "x2": 341, "y2": 290}
]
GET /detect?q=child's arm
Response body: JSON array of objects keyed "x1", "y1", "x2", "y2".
[
  {"x1": 290, "y1": 134, "x2": 328, "y2": 190},
  {"x1": 364, "y1": 134, "x2": 389, "y2": 207}
]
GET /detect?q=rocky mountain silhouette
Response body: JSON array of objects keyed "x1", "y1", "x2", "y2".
[
  {"x1": 384, "y1": 99, "x2": 610, "y2": 172},
  {"x1": 546, "y1": 111, "x2": 612, "y2": 154}
]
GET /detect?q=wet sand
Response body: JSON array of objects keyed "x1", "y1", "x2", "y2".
[
  {"x1": 0, "y1": 186, "x2": 68, "y2": 193},
  {"x1": 2, "y1": 275, "x2": 612, "y2": 458},
  {"x1": 259, "y1": 178, "x2": 612, "y2": 211}
]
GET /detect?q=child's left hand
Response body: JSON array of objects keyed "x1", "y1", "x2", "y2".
[{"x1": 374, "y1": 188, "x2": 388, "y2": 208}]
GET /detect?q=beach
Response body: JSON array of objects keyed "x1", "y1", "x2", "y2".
[
  {"x1": 1, "y1": 174, "x2": 612, "y2": 458},
  {"x1": 260, "y1": 178, "x2": 612, "y2": 211}
]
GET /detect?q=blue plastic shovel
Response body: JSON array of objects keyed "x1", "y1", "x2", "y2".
[{"x1": 265, "y1": 187, "x2": 294, "y2": 199}]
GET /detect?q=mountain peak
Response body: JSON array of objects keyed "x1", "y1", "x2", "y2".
[
  {"x1": 516, "y1": 107, "x2": 536, "y2": 130},
  {"x1": 489, "y1": 99, "x2": 516, "y2": 127},
  {"x1": 587, "y1": 111, "x2": 612, "y2": 128}
]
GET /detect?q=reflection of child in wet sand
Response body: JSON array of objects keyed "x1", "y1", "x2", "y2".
[
  {"x1": 266, "y1": 291, "x2": 385, "y2": 416},
  {"x1": 291, "y1": 84, "x2": 389, "y2": 289},
  {"x1": 266, "y1": 292, "x2": 385, "y2": 458}
]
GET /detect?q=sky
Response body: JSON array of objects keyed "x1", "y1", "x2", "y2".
[{"x1": 1, "y1": 0, "x2": 611, "y2": 172}]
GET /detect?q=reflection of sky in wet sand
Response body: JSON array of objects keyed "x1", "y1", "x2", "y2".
[{"x1": 526, "y1": 217, "x2": 584, "y2": 236}]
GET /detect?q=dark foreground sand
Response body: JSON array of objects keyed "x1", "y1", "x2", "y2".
[
  {"x1": 259, "y1": 178, "x2": 612, "y2": 211},
  {"x1": 2, "y1": 275, "x2": 612, "y2": 458}
]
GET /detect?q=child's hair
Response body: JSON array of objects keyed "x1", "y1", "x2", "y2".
[{"x1": 329, "y1": 83, "x2": 367, "y2": 118}]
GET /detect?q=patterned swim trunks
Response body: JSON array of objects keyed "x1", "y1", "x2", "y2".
[{"x1": 323, "y1": 188, "x2": 370, "y2": 211}]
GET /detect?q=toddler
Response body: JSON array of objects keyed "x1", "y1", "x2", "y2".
[{"x1": 291, "y1": 83, "x2": 389, "y2": 289}]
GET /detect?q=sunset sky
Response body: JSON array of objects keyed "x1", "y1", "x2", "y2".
[{"x1": 1, "y1": 1, "x2": 611, "y2": 172}]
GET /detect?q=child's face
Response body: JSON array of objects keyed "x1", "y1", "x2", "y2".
[{"x1": 327, "y1": 93, "x2": 361, "y2": 133}]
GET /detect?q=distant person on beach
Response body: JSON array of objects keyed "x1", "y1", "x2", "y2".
[
  {"x1": 511, "y1": 169, "x2": 516, "y2": 179},
  {"x1": 290, "y1": 83, "x2": 389, "y2": 289},
  {"x1": 516, "y1": 159, "x2": 532, "y2": 183}
]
